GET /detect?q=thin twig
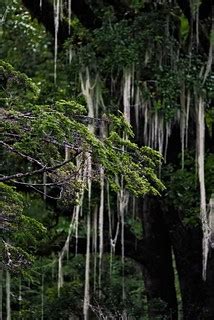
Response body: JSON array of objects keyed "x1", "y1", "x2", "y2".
[
  {"x1": 0, "y1": 141, "x2": 44, "y2": 167},
  {"x1": 0, "y1": 159, "x2": 73, "y2": 182}
]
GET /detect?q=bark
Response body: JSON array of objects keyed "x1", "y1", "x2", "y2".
[
  {"x1": 163, "y1": 127, "x2": 205, "y2": 319},
  {"x1": 21, "y1": 0, "x2": 69, "y2": 45},
  {"x1": 204, "y1": 247, "x2": 214, "y2": 319},
  {"x1": 21, "y1": 0, "x2": 100, "y2": 45},
  {"x1": 141, "y1": 197, "x2": 178, "y2": 320},
  {"x1": 163, "y1": 205, "x2": 204, "y2": 320}
]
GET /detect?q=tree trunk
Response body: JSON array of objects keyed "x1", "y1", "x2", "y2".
[
  {"x1": 204, "y1": 247, "x2": 214, "y2": 319},
  {"x1": 141, "y1": 197, "x2": 178, "y2": 320},
  {"x1": 163, "y1": 206, "x2": 204, "y2": 320}
]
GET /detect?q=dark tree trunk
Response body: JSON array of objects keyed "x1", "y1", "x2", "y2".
[
  {"x1": 141, "y1": 197, "x2": 178, "y2": 320},
  {"x1": 204, "y1": 248, "x2": 214, "y2": 319},
  {"x1": 163, "y1": 206, "x2": 204, "y2": 320}
]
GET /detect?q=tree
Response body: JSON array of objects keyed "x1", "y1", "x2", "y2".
[
  {"x1": 0, "y1": 58, "x2": 163, "y2": 318},
  {"x1": 1, "y1": 0, "x2": 213, "y2": 319}
]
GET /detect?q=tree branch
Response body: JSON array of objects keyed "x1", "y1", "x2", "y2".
[
  {"x1": 0, "y1": 158, "x2": 73, "y2": 182},
  {"x1": 0, "y1": 140, "x2": 44, "y2": 167},
  {"x1": 21, "y1": 0, "x2": 100, "y2": 46},
  {"x1": 176, "y1": 0, "x2": 212, "y2": 54},
  {"x1": 37, "y1": 225, "x2": 154, "y2": 268},
  {"x1": 21, "y1": 0, "x2": 69, "y2": 45}
]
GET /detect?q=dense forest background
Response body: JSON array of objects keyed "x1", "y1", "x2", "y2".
[{"x1": 0, "y1": 0, "x2": 213, "y2": 319}]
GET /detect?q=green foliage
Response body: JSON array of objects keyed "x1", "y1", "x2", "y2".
[
  {"x1": 126, "y1": 216, "x2": 143, "y2": 239},
  {"x1": 205, "y1": 108, "x2": 214, "y2": 136},
  {"x1": 205, "y1": 154, "x2": 214, "y2": 197},
  {"x1": 130, "y1": 0, "x2": 145, "y2": 11},
  {"x1": 2, "y1": 241, "x2": 33, "y2": 273},
  {"x1": 0, "y1": 60, "x2": 164, "y2": 288},
  {"x1": 162, "y1": 151, "x2": 214, "y2": 227},
  {"x1": 2, "y1": 1, "x2": 213, "y2": 318},
  {"x1": 179, "y1": 15, "x2": 190, "y2": 42},
  {"x1": 0, "y1": 0, "x2": 50, "y2": 75},
  {"x1": 67, "y1": 9, "x2": 172, "y2": 72},
  {"x1": 0, "y1": 183, "x2": 47, "y2": 272},
  {"x1": 0, "y1": 182, "x2": 23, "y2": 219},
  {"x1": 44, "y1": 283, "x2": 83, "y2": 319},
  {"x1": 63, "y1": 1, "x2": 213, "y2": 123},
  {"x1": 0, "y1": 59, "x2": 39, "y2": 105},
  {"x1": 1, "y1": 61, "x2": 164, "y2": 200},
  {"x1": 15, "y1": 215, "x2": 46, "y2": 251},
  {"x1": 162, "y1": 160, "x2": 200, "y2": 227}
]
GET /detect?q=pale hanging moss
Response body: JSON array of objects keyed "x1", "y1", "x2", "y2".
[
  {"x1": 197, "y1": 96, "x2": 208, "y2": 280},
  {"x1": 6, "y1": 270, "x2": 11, "y2": 320},
  {"x1": 53, "y1": 0, "x2": 59, "y2": 84}
]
